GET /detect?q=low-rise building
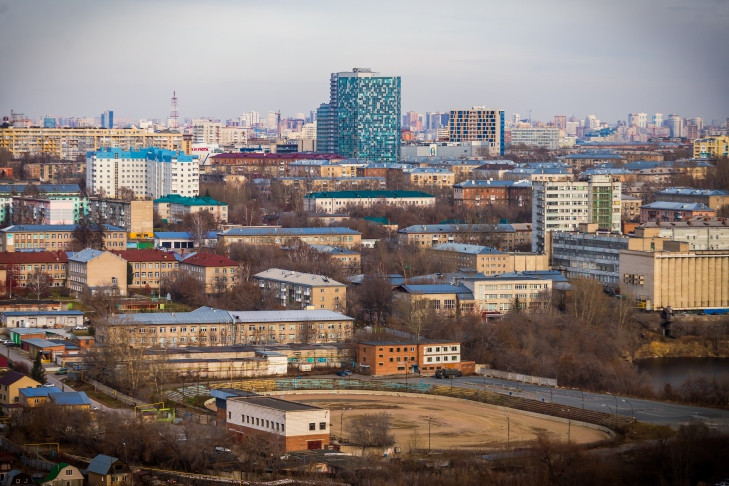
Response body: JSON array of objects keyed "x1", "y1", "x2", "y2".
[
  {"x1": 655, "y1": 188, "x2": 729, "y2": 212},
  {"x1": 67, "y1": 248, "x2": 128, "y2": 296},
  {"x1": 179, "y1": 252, "x2": 238, "y2": 293},
  {"x1": 254, "y1": 268, "x2": 346, "y2": 311},
  {"x1": 640, "y1": 201, "x2": 715, "y2": 223},
  {"x1": 357, "y1": 340, "x2": 461, "y2": 376},
  {"x1": 453, "y1": 179, "x2": 532, "y2": 208},
  {"x1": 112, "y1": 249, "x2": 179, "y2": 292},
  {"x1": 427, "y1": 243, "x2": 548, "y2": 276},
  {"x1": 87, "y1": 198, "x2": 154, "y2": 236},
  {"x1": 155, "y1": 194, "x2": 228, "y2": 224},
  {"x1": 0, "y1": 250, "x2": 68, "y2": 289},
  {"x1": 0, "y1": 224, "x2": 127, "y2": 252},
  {"x1": 10, "y1": 196, "x2": 77, "y2": 225},
  {"x1": 458, "y1": 273, "x2": 554, "y2": 314},
  {"x1": 154, "y1": 231, "x2": 218, "y2": 250},
  {"x1": 86, "y1": 455, "x2": 131, "y2": 486},
  {"x1": 398, "y1": 223, "x2": 532, "y2": 252},
  {"x1": 693, "y1": 135, "x2": 729, "y2": 158},
  {"x1": 226, "y1": 395, "x2": 330, "y2": 452},
  {"x1": 39, "y1": 463, "x2": 84, "y2": 486},
  {"x1": 0, "y1": 371, "x2": 40, "y2": 408},
  {"x1": 219, "y1": 227, "x2": 361, "y2": 249},
  {"x1": 621, "y1": 194, "x2": 643, "y2": 221},
  {"x1": 635, "y1": 218, "x2": 729, "y2": 250},
  {"x1": 307, "y1": 245, "x2": 361, "y2": 271},
  {"x1": 303, "y1": 190, "x2": 436, "y2": 213},
  {"x1": 0, "y1": 310, "x2": 83, "y2": 328},
  {"x1": 96, "y1": 307, "x2": 354, "y2": 348},
  {"x1": 394, "y1": 284, "x2": 475, "y2": 316}
]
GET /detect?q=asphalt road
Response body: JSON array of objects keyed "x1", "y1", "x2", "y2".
[
  {"x1": 3, "y1": 342, "x2": 110, "y2": 412},
  {"x1": 387, "y1": 374, "x2": 729, "y2": 431}
]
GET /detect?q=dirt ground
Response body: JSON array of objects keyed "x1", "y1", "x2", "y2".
[{"x1": 288, "y1": 392, "x2": 610, "y2": 451}]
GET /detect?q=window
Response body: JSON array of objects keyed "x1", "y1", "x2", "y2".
[
  {"x1": 309, "y1": 423, "x2": 316, "y2": 431},
  {"x1": 319, "y1": 422, "x2": 326, "y2": 430}
]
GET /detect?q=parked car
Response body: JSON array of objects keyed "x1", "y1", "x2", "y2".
[
  {"x1": 74, "y1": 325, "x2": 88, "y2": 331},
  {"x1": 336, "y1": 370, "x2": 352, "y2": 377},
  {"x1": 55, "y1": 368, "x2": 68, "y2": 375},
  {"x1": 42, "y1": 383, "x2": 55, "y2": 388}
]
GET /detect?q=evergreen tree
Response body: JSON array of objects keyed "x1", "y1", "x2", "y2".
[{"x1": 31, "y1": 353, "x2": 46, "y2": 384}]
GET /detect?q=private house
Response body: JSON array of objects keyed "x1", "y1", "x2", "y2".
[
  {"x1": 39, "y1": 463, "x2": 84, "y2": 486},
  {"x1": 179, "y1": 252, "x2": 238, "y2": 293},
  {"x1": 225, "y1": 395, "x2": 330, "y2": 452},
  {"x1": 0, "y1": 371, "x2": 41, "y2": 408},
  {"x1": 18, "y1": 386, "x2": 61, "y2": 407},
  {"x1": 357, "y1": 340, "x2": 462, "y2": 376},
  {"x1": 254, "y1": 268, "x2": 346, "y2": 311},
  {"x1": 3, "y1": 471, "x2": 33, "y2": 486},
  {"x1": 86, "y1": 455, "x2": 131, "y2": 486},
  {"x1": 67, "y1": 249, "x2": 128, "y2": 296}
]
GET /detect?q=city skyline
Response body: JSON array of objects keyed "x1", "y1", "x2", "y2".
[{"x1": 1, "y1": 0, "x2": 728, "y2": 124}]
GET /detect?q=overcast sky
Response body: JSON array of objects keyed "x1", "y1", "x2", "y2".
[{"x1": 1, "y1": 0, "x2": 728, "y2": 124}]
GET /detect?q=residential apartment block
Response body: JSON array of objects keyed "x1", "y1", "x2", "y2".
[
  {"x1": 112, "y1": 249, "x2": 179, "y2": 292},
  {"x1": 398, "y1": 223, "x2": 533, "y2": 252},
  {"x1": 86, "y1": 147, "x2": 199, "y2": 199},
  {"x1": 509, "y1": 127, "x2": 561, "y2": 150},
  {"x1": 67, "y1": 248, "x2": 128, "y2": 296},
  {"x1": 0, "y1": 224, "x2": 127, "y2": 252},
  {"x1": 639, "y1": 202, "x2": 715, "y2": 223},
  {"x1": 0, "y1": 126, "x2": 186, "y2": 160},
  {"x1": 154, "y1": 194, "x2": 228, "y2": 224},
  {"x1": 87, "y1": 198, "x2": 154, "y2": 236},
  {"x1": 303, "y1": 190, "x2": 435, "y2": 213},
  {"x1": 655, "y1": 188, "x2": 729, "y2": 212},
  {"x1": 635, "y1": 219, "x2": 729, "y2": 251},
  {"x1": 97, "y1": 307, "x2": 354, "y2": 347},
  {"x1": 453, "y1": 179, "x2": 532, "y2": 208},
  {"x1": 427, "y1": 243, "x2": 549, "y2": 276},
  {"x1": 218, "y1": 227, "x2": 361, "y2": 249},
  {"x1": 448, "y1": 107, "x2": 505, "y2": 156},
  {"x1": 0, "y1": 250, "x2": 68, "y2": 289},
  {"x1": 179, "y1": 252, "x2": 238, "y2": 293},
  {"x1": 0, "y1": 183, "x2": 86, "y2": 225},
  {"x1": 254, "y1": 268, "x2": 346, "y2": 311},
  {"x1": 693, "y1": 135, "x2": 729, "y2": 158}
]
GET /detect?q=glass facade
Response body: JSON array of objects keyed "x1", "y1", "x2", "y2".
[{"x1": 319, "y1": 68, "x2": 401, "y2": 162}]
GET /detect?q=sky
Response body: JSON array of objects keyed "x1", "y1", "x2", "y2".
[{"x1": 1, "y1": 0, "x2": 728, "y2": 125}]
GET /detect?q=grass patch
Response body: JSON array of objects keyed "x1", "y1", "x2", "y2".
[{"x1": 620, "y1": 422, "x2": 675, "y2": 441}]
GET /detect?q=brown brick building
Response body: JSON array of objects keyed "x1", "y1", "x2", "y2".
[{"x1": 357, "y1": 340, "x2": 462, "y2": 376}]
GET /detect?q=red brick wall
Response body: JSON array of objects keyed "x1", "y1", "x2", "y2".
[
  {"x1": 357, "y1": 343, "x2": 418, "y2": 376},
  {"x1": 226, "y1": 423, "x2": 329, "y2": 452}
]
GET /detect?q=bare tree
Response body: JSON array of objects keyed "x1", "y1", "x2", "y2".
[
  {"x1": 26, "y1": 266, "x2": 54, "y2": 300},
  {"x1": 349, "y1": 413, "x2": 395, "y2": 450},
  {"x1": 117, "y1": 186, "x2": 136, "y2": 201},
  {"x1": 184, "y1": 210, "x2": 217, "y2": 247}
]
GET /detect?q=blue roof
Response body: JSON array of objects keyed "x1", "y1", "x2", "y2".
[
  {"x1": 657, "y1": 187, "x2": 729, "y2": 197},
  {"x1": 454, "y1": 179, "x2": 528, "y2": 188},
  {"x1": 641, "y1": 201, "x2": 714, "y2": 211},
  {"x1": 111, "y1": 306, "x2": 233, "y2": 326},
  {"x1": 304, "y1": 190, "x2": 435, "y2": 199},
  {"x1": 0, "y1": 184, "x2": 81, "y2": 194},
  {"x1": 22, "y1": 338, "x2": 63, "y2": 348},
  {"x1": 220, "y1": 226, "x2": 360, "y2": 237},
  {"x1": 68, "y1": 248, "x2": 123, "y2": 263},
  {"x1": 154, "y1": 231, "x2": 218, "y2": 239},
  {"x1": 397, "y1": 284, "x2": 472, "y2": 295},
  {"x1": 91, "y1": 147, "x2": 198, "y2": 163},
  {"x1": 431, "y1": 243, "x2": 504, "y2": 254},
  {"x1": 50, "y1": 391, "x2": 92, "y2": 406},
  {"x1": 0, "y1": 310, "x2": 83, "y2": 317},
  {"x1": 308, "y1": 244, "x2": 358, "y2": 255},
  {"x1": 2, "y1": 224, "x2": 125, "y2": 233},
  {"x1": 399, "y1": 223, "x2": 518, "y2": 234},
  {"x1": 19, "y1": 386, "x2": 61, "y2": 397},
  {"x1": 86, "y1": 455, "x2": 121, "y2": 476}
]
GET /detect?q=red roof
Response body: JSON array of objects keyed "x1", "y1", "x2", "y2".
[
  {"x1": 112, "y1": 249, "x2": 178, "y2": 263},
  {"x1": 181, "y1": 252, "x2": 238, "y2": 268},
  {"x1": 0, "y1": 251, "x2": 68, "y2": 265}
]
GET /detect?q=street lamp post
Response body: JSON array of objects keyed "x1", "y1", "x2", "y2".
[
  {"x1": 502, "y1": 412, "x2": 510, "y2": 450},
  {"x1": 603, "y1": 404, "x2": 615, "y2": 427},
  {"x1": 622, "y1": 399, "x2": 634, "y2": 419},
  {"x1": 561, "y1": 408, "x2": 571, "y2": 443},
  {"x1": 340, "y1": 408, "x2": 350, "y2": 439},
  {"x1": 573, "y1": 387, "x2": 584, "y2": 409},
  {"x1": 607, "y1": 392, "x2": 618, "y2": 417}
]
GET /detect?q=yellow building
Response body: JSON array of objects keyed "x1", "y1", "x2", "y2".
[
  {"x1": 0, "y1": 126, "x2": 186, "y2": 160},
  {"x1": 693, "y1": 135, "x2": 729, "y2": 159},
  {"x1": 219, "y1": 227, "x2": 361, "y2": 250},
  {"x1": 397, "y1": 223, "x2": 533, "y2": 252},
  {"x1": 254, "y1": 268, "x2": 346, "y2": 312},
  {"x1": 427, "y1": 243, "x2": 549, "y2": 276},
  {"x1": 0, "y1": 371, "x2": 41, "y2": 408},
  {"x1": 0, "y1": 224, "x2": 127, "y2": 252},
  {"x1": 619, "y1": 247, "x2": 729, "y2": 311},
  {"x1": 67, "y1": 248, "x2": 128, "y2": 296},
  {"x1": 179, "y1": 252, "x2": 238, "y2": 293}
]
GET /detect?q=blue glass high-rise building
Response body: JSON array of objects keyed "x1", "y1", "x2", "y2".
[{"x1": 318, "y1": 68, "x2": 401, "y2": 162}]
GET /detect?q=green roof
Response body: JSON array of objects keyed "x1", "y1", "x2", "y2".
[
  {"x1": 305, "y1": 190, "x2": 435, "y2": 199},
  {"x1": 42, "y1": 463, "x2": 70, "y2": 483},
  {"x1": 154, "y1": 195, "x2": 226, "y2": 206}
]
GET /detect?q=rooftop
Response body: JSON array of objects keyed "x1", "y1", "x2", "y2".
[
  {"x1": 641, "y1": 201, "x2": 715, "y2": 211},
  {"x1": 68, "y1": 248, "x2": 124, "y2": 263},
  {"x1": 220, "y1": 226, "x2": 360, "y2": 237},
  {"x1": 111, "y1": 249, "x2": 179, "y2": 262},
  {"x1": 304, "y1": 190, "x2": 435, "y2": 199},
  {"x1": 254, "y1": 268, "x2": 344, "y2": 287},
  {"x1": 430, "y1": 243, "x2": 504, "y2": 255},
  {"x1": 657, "y1": 187, "x2": 729, "y2": 197},
  {"x1": 229, "y1": 395, "x2": 322, "y2": 412},
  {"x1": 181, "y1": 252, "x2": 238, "y2": 267},
  {"x1": 0, "y1": 250, "x2": 68, "y2": 264},
  {"x1": 1, "y1": 223, "x2": 125, "y2": 233}
]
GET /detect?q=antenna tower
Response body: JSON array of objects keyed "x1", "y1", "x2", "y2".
[{"x1": 169, "y1": 91, "x2": 179, "y2": 131}]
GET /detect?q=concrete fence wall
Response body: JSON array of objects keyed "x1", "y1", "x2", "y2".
[{"x1": 476, "y1": 364, "x2": 558, "y2": 387}]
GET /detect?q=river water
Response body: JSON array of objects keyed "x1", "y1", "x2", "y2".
[{"x1": 635, "y1": 357, "x2": 729, "y2": 392}]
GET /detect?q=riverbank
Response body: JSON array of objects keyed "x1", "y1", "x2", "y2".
[{"x1": 633, "y1": 336, "x2": 729, "y2": 359}]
